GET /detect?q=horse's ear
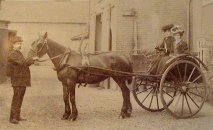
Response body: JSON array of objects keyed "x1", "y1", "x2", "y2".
[{"x1": 44, "y1": 32, "x2": 48, "y2": 39}]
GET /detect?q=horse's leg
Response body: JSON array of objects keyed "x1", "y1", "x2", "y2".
[
  {"x1": 61, "y1": 82, "x2": 71, "y2": 120},
  {"x1": 67, "y1": 79, "x2": 78, "y2": 121},
  {"x1": 113, "y1": 77, "x2": 132, "y2": 118}
]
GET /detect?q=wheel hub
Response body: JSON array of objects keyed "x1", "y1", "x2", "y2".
[{"x1": 180, "y1": 84, "x2": 189, "y2": 94}]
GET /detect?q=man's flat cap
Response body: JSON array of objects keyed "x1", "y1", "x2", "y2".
[{"x1": 162, "y1": 24, "x2": 174, "y2": 32}]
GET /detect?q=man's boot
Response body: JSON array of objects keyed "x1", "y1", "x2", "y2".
[
  {"x1": 10, "y1": 119, "x2": 19, "y2": 124},
  {"x1": 17, "y1": 110, "x2": 27, "y2": 121},
  {"x1": 9, "y1": 110, "x2": 19, "y2": 124}
]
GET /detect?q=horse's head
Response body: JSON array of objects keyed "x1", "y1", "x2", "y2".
[{"x1": 28, "y1": 32, "x2": 48, "y2": 58}]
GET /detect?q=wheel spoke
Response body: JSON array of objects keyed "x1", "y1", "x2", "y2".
[
  {"x1": 169, "y1": 71, "x2": 179, "y2": 82},
  {"x1": 162, "y1": 89, "x2": 173, "y2": 98},
  {"x1": 185, "y1": 94, "x2": 192, "y2": 114},
  {"x1": 181, "y1": 94, "x2": 184, "y2": 116},
  {"x1": 186, "y1": 93, "x2": 199, "y2": 108},
  {"x1": 149, "y1": 90, "x2": 155, "y2": 109},
  {"x1": 141, "y1": 89, "x2": 153, "y2": 104},
  {"x1": 188, "y1": 84, "x2": 204, "y2": 97},
  {"x1": 188, "y1": 83, "x2": 205, "y2": 89},
  {"x1": 184, "y1": 63, "x2": 187, "y2": 81},
  {"x1": 191, "y1": 75, "x2": 202, "y2": 83},
  {"x1": 136, "y1": 86, "x2": 153, "y2": 95},
  {"x1": 177, "y1": 64, "x2": 182, "y2": 81},
  {"x1": 187, "y1": 67, "x2": 196, "y2": 82},
  {"x1": 156, "y1": 89, "x2": 159, "y2": 109},
  {"x1": 174, "y1": 93, "x2": 182, "y2": 113},
  {"x1": 189, "y1": 91, "x2": 204, "y2": 99}
]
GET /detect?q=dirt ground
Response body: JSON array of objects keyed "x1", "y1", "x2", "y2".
[{"x1": 0, "y1": 66, "x2": 213, "y2": 130}]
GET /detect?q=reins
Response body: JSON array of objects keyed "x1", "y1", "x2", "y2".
[{"x1": 68, "y1": 65, "x2": 162, "y2": 78}]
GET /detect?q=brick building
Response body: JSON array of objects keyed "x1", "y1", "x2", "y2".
[{"x1": 88, "y1": 0, "x2": 189, "y2": 53}]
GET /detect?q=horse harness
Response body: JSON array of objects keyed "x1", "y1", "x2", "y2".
[
  {"x1": 34, "y1": 39, "x2": 160, "y2": 87},
  {"x1": 33, "y1": 40, "x2": 90, "y2": 87}
]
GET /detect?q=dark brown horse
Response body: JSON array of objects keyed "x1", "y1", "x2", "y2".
[{"x1": 28, "y1": 32, "x2": 134, "y2": 120}]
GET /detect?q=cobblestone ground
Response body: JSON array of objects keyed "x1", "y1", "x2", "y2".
[{"x1": 0, "y1": 66, "x2": 213, "y2": 130}]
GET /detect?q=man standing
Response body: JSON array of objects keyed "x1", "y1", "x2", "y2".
[{"x1": 7, "y1": 36, "x2": 38, "y2": 124}]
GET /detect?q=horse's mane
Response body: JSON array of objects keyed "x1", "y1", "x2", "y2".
[{"x1": 47, "y1": 38, "x2": 80, "y2": 55}]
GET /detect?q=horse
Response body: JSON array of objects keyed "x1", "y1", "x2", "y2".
[{"x1": 28, "y1": 32, "x2": 135, "y2": 120}]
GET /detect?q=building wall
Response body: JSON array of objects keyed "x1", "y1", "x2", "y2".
[
  {"x1": 8, "y1": 23, "x2": 86, "y2": 55},
  {"x1": 0, "y1": 20, "x2": 9, "y2": 83},
  {"x1": 0, "y1": 1, "x2": 89, "y2": 56},
  {"x1": 89, "y1": 0, "x2": 119, "y2": 89},
  {"x1": 116, "y1": 0, "x2": 189, "y2": 51},
  {"x1": 89, "y1": 0, "x2": 119, "y2": 53},
  {"x1": 191, "y1": 0, "x2": 213, "y2": 63},
  {"x1": 191, "y1": 0, "x2": 213, "y2": 101},
  {"x1": 90, "y1": 0, "x2": 189, "y2": 51}
]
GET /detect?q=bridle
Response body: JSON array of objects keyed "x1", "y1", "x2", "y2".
[
  {"x1": 30, "y1": 39, "x2": 48, "y2": 56},
  {"x1": 31, "y1": 38, "x2": 68, "y2": 62}
]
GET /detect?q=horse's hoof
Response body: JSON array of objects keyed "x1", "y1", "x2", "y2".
[
  {"x1": 118, "y1": 114, "x2": 123, "y2": 119},
  {"x1": 125, "y1": 113, "x2": 131, "y2": 118},
  {"x1": 72, "y1": 117, "x2": 77, "y2": 121},
  {"x1": 119, "y1": 111, "x2": 131, "y2": 119},
  {"x1": 68, "y1": 114, "x2": 78, "y2": 121},
  {"x1": 61, "y1": 114, "x2": 70, "y2": 120},
  {"x1": 119, "y1": 112, "x2": 126, "y2": 119},
  {"x1": 68, "y1": 115, "x2": 72, "y2": 121},
  {"x1": 61, "y1": 117, "x2": 67, "y2": 120},
  {"x1": 61, "y1": 116, "x2": 69, "y2": 120}
]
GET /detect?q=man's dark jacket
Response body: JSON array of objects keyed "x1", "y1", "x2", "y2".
[
  {"x1": 159, "y1": 36, "x2": 175, "y2": 55},
  {"x1": 7, "y1": 50, "x2": 34, "y2": 87}
]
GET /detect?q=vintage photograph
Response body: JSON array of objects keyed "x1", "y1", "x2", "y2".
[{"x1": 0, "y1": 0, "x2": 212, "y2": 129}]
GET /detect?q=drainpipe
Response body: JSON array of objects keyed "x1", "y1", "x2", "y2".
[
  {"x1": 133, "y1": 16, "x2": 138, "y2": 55},
  {"x1": 89, "y1": 0, "x2": 91, "y2": 19},
  {"x1": 188, "y1": 0, "x2": 192, "y2": 51}
]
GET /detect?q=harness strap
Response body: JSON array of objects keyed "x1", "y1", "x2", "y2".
[{"x1": 37, "y1": 49, "x2": 71, "y2": 62}]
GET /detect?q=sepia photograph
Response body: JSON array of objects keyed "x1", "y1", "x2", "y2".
[{"x1": 0, "y1": 0, "x2": 212, "y2": 129}]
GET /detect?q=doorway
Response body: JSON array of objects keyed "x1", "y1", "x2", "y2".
[{"x1": 95, "y1": 14, "x2": 102, "y2": 52}]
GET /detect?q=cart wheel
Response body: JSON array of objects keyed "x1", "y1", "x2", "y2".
[
  {"x1": 133, "y1": 78, "x2": 171, "y2": 112},
  {"x1": 160, "y1": 60, "x2": 207, "y2": 118}
]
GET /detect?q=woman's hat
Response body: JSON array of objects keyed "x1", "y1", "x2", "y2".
[{"x1": 171, "y1": 25, "x2": 184, "y2": 35}]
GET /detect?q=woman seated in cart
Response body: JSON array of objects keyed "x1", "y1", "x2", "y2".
[{"x1": 148, "y1": 25, "x2": 189, "y2": 75}]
